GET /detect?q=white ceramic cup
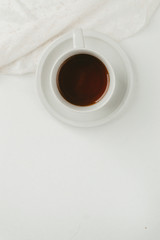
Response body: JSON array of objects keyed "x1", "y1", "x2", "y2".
[{"x1": 50, "y1": 29, "x2": 115, "y2": 112}]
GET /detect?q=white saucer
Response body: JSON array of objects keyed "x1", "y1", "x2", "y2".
[{"x1": 36, "y1": 30, "x2": 133, "y2": 127}]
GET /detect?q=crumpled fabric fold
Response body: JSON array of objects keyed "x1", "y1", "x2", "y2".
[{"x1": 0, "y1": 0, "x2": 159, "y2": 74}]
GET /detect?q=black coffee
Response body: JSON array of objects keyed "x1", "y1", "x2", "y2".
[{"x1": 57, "y1": 54, "x2": 110, "y2": 106}]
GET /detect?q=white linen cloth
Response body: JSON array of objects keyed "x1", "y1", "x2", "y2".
[{"x1": 0, "y1": 0, "x2": 159, "y2": 74}]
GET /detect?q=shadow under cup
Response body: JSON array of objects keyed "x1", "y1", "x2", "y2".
[{"x1": 56, "y1": 53, "x2": 110, "y2": 107}]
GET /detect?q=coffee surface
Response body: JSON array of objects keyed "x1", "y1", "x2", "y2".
[{"x1": 57, "y1": 54, "x2": 109, "y2": 106}]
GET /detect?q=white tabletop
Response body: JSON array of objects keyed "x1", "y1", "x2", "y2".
[{"x1": 0, "y1": 7, "x2": 160, "y2": 240}]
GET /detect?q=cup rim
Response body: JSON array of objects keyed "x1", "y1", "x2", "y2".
[{"x1": 50, "y1": 48, "x2": 115, "y2": 113}]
